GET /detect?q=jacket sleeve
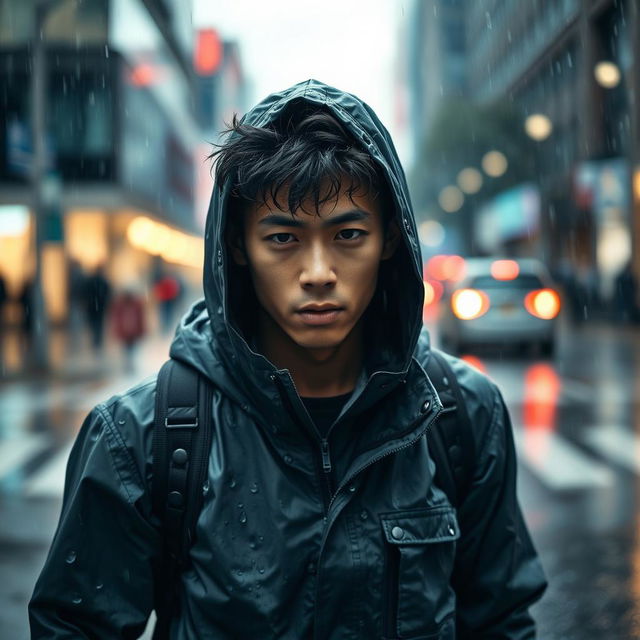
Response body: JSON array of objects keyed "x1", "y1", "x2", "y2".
[
  {"x1": 29, "y1": 399, "x2": 162, "y2": 639},
  {"x1": 452, "y1": 378, "x2": 547, "y2": 639}
]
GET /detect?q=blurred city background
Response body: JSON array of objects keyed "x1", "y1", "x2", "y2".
[{"x1": 1, "y1": 0, "x2": 640, "y2": 638}]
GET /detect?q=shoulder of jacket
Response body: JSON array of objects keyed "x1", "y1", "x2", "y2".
[
  {"x1": 416, "y1": 341, "x2": 502, "y2": 434},
  {"x1": 94, "y1": 374, "x2": 158, "y2": 473}
]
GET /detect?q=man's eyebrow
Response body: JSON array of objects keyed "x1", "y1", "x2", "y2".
[{"x1": 257, "y1": 209, "x2": 371, "y2": 229}]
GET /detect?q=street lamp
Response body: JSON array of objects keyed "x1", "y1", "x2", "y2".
[
  {"x1": 457, "y1": 167, "x2": 483, "y2": 194},
  {"x1": 438, "y1": 185, "x2": 464, "y2": 213},
  {"x1": 594, "y1": 61, "x2": 621, "y2": 89},
  {"x1": 525, "y1": 114, "x2": 553, "y2": 141},
  {"x1": 482, "y1": 150, "x2": 508, "y2": 177}
]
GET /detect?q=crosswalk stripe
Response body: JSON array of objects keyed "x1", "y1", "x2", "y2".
[
  {"x1": 23, "y1": 442, "x2": 74, "y2": 498},
  {"x1": 513, "y1": 427, "x2": 614, "y2": 490},
  {"x1": 583, "y1": 425, "x2": 640, "y2": 474},
  {"x1": 0, "y1": 434, "x2": 50, "y2": 479}
]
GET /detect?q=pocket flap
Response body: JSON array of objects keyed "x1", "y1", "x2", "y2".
[{"x1": 380, "y1": 506, "x2": 460, "y2": 545}]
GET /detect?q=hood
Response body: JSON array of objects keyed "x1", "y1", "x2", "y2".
[{"x1": 171, "y1": 79, "x2": 426, "y2": 412}]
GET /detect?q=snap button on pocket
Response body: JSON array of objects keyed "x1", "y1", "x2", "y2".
[{"x1": 391, "y1": 526, "x2": 405, "y2": 540}]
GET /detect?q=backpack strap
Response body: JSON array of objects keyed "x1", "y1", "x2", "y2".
[
  {"x1": 426, "y1": 350, "x2": 476, "y2": 508},
  {"x1": 151, "y1": 359, "x2": 213, "y2": 639}
]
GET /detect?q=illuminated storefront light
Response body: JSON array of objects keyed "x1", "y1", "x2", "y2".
[{"x1": 127, "y1": 216, "x2": 204, "y2": 268}]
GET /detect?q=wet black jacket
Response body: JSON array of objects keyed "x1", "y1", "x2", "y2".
[{"x1": 29, "y1": 80, "x2": 546, "y2": 639}]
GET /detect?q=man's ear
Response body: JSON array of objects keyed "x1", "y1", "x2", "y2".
[
  {"x1": 381, "y1": 218, "x2": 401, "y2": 261},
  {"x1": 226, "y1": 226, "x2": 248, "y2": 266}
]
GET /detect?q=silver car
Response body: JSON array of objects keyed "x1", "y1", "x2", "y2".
[{"x1": 438, "y1": 258, "x2": 561, "y2": 355}]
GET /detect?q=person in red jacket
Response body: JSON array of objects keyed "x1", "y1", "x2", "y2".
[{"x1": 110, "y1": 287, "x2": 146, "y2": 372}]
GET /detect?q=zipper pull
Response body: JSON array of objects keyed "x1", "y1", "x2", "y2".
[{"x1": 321, "y1": 439, "x2": 332, "y2": 473}]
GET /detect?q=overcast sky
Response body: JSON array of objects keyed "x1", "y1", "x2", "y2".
[{"x1": 193, "y1": 0, "x2": 410, "y2": 160}]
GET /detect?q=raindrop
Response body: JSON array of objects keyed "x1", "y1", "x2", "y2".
[
  {"x1": 229, "y1": 478, "x2": 237, "y2": 489},
  {"x1": 239, "y1": 511, "x2": 247, "y2": 524},
  {"x1": 65, "y1": 551, "x2": 77, "y2": 564},
  {"x1": 118, "y1": 419, "x2": 125, "y2": 425},
  {"x1": 250, "y1": 483, "x2": 259, "y2": 494},
  {"x1": 96, "y1": 583, "x2": 103, "y2": 591},
  {"x1": 258, "y1": 566, "x2": 265, "y2": 574},
  {"x1": 72, "y1": 594, "x2": 82, "y2": 605},
  {"x1": 217, "y1": 306, "x2": 223, "y2": 315},
  {"x1": 250, "y1": 541, "x2": 257, "y2": 550},
  {"x1": 256, "y1": 583, "x2": 262, "y2": 589},
  {"x1": 237, "y1": 503, "x2": 244, "y2": 509},
  {"x1": 237, "y1": 569, "x2": 244, "y2": 577},
  {"x1": 485, "y1": 11, "x2": 492, "y2": 29},
  {"x1": 202, "y1": 482, "x2": 210, "y2": 496},
  {"x1": 258, "y1": 536, "x2": 264, "y2": 543},
  {"x1": 104, "y1": 45, "x2": 109, "y2": 58},
  {"x1": 248, "y1": 586, "x2": 253, "y2": 592}
]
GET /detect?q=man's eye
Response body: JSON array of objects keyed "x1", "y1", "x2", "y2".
[
  {"x1": 267, "y1": 233, "x2": 296, "y2": 245},
  {"x1": 337, "y1": 229, "x2": 367, "y2": 240}
]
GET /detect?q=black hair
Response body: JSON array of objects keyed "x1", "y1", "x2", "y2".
[{"x1": 207, "y1": 101, "x2": 393, "y2": 227}]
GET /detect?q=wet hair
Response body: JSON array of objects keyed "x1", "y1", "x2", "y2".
[{"x1": 208, "y1": 101, "x2": 393, "y2": 228}]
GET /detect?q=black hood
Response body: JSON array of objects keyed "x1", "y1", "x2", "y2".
[{"x1": 171, "y1": 79, "x2": 426, "y2": 413}]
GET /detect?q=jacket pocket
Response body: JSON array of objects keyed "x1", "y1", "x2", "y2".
[{"x1": 380, "y1": 506, "x2": 460, "y2": 639}]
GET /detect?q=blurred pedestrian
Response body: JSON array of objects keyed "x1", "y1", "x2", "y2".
[
  {"x1": 67, "y1": 259, "x2": 86, "y2": 350},
  {"x1": 153, "y1": 271, "x2": 182, "y2": 334},
  {"x1": 111, "y1": 286, "x2": 147, "y2": 372},
  {"x1": 614, "y1": 260, "x2": 639, "y2": 324},
  {"x1": 83, "y1": 266, "x2": 111, "y2": 351},
  {"x1": 18, "y1": 279, "x2": 34, "y2": 354}
]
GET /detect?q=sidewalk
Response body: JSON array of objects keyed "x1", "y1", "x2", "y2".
[{"x1": 0, "y1": 325, "x2": 173, "y2": 384}]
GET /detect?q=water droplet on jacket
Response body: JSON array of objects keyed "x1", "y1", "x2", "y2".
[
  {"x1": 224, "y1": 520, "x2": 229, "y2": 526},
  {"x1": 256, "y1": 583, "x2": 262, "y2": 589},
  {"x1": 202, "y1": 482, "x2": 210, "y2": 496},
  {"x1": 217, "y1": 306, "x2": 223, "y2": 315},
  {"x1": 118, "y1": 419, "x2": 125, "y2": 425},
  {"x1": 229, "y1": 478, "x2": 237, "y2": 489},
  {"x1": 96, "y1": 583, "x2": 104, "y2": 590},
  {"x1": 248, "y1": 585, "x2": 253, "y2": 592},
  {"x1": 258, "y1": 536, "x2": 264, "y2": 543},
  {"x1": 258, "y1": 566, "x2": 265, "y2": 574},
  {"x1": 249, "y1": 541, "x2": 257, "y2": 550},
  {"x1": 239, "y1": 511, "x2": 247, "y2": 524},
  {"x1": 237, "y1": 569, "x2": 244, "y2": 577},
  {"x1": 250, "y1": 483, "x2": 259, "y2": 494},
  {"x1": 65, "y1": 551, "x2": 77, "y2": 564},
  {"x1": 237, "y1": 503, "x2": 244, "y2": 509},
  {"x1": 72, "y1": 594, "x2": 82, "y2": 604}
]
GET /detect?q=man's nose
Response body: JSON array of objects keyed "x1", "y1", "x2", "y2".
[{"x1": 300, "y1": 244, "x2": 337, "y2": 288}]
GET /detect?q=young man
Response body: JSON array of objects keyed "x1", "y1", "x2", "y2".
[{"x1": 30, "y1": 80, "x2": 546, "y2": 639}]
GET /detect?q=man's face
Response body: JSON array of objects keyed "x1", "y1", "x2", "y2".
[{"x1": 230, "y1": 185, "x2": 400, "y2": 354}]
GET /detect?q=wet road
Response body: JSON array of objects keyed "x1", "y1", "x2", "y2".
[{"x1": 1, "y1": 322, "x2": 639, "y2": 639}]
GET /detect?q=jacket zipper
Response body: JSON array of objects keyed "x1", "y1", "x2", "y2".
[{"x1": 273, "y1": 373, "x2": 333, "y2": 513}]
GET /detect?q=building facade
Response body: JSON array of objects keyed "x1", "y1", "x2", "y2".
[{"x1": 0, "y1": 0, "x2": 203, "y2": 322}]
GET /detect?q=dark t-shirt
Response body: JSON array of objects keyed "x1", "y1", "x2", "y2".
[{"x1": 301, "y1": 391, "x2": 353, "y2": 439}]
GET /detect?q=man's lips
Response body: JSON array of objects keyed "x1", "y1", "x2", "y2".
[{"x1": 296, "y1": 307, "x2": 344, "y2": 325}]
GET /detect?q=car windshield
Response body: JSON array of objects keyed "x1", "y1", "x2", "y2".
[{"x1": 470, "y1": 274, "x2": 544, "y2": 290}]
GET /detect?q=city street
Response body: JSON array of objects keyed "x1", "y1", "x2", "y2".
[{"x1": 0, "y1": 321, "x2": 639, "y2": 638}]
